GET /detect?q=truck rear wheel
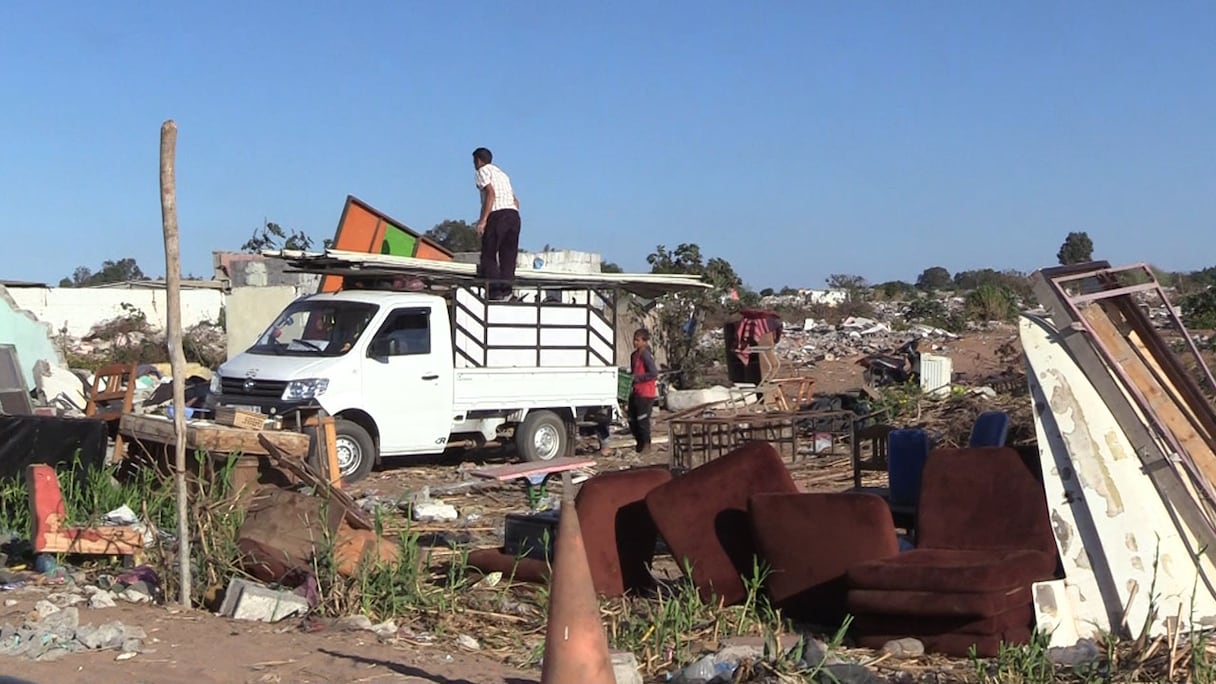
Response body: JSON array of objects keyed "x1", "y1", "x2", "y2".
[
  {"x1": 516, "y1": 410, "x2": 567, "y2": 462},
  {"x1": 333, "y1": 419, "x2": 376, "y2": 482}
]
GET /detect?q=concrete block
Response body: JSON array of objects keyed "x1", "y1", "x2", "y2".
[
  {"x1": 219, "y1": 577, "x2": 309, "y2": 622},
  {"x1": 610, "y1": 650, "x2": 643, "y2": 684}
]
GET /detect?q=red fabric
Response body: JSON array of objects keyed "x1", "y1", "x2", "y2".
[
  {"x1": 915, "y1": 447, "x2": 1057, "y2": 556},
  {"x1": 734, "y1": 315, "x2": 774, "y2": 365},
  {"x1": 645, "y1": 442, "x2": 798, "y2": 605},
  {"x1": 847, "y1": 585, "x2": 1031, "y2": 618},
  {"x1": 575, "y1": 466, "x2": 671, "y2": 597},
  {"x1": 631, "y1": 350, "x2": 657, "y2": 399},
  {"x1": 748, "y1": 492, "x2": 899, "y2": 626},
  {"x1": 851, "y1": 603, "x2": 1034, "y2": 637},
  {"x1": 846, "y1": 548, "x2": 1057, "y2": 594}
]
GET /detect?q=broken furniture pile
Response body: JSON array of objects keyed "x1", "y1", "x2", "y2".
[{"x1": 466, "y1": 440, "x2": 1053, "y2": 657}]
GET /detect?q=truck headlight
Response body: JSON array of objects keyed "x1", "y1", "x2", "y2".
[
  {"x1": 283, "y1": 378, "x2": 329, "y2": 401},
  {"x1": 210, "y1": 375, "x2": 221, "y2": 394}
]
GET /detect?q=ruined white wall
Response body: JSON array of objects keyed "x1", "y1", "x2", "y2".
[
  {"x1": 225, "y1": 285, "x2": 309, "y2": 360},
  {"x1": 6, "y1": 287, "x2": 224, "y2": 338},
  {"x1": 0, "y1": 286, "x2": 67, "y2": 390}
]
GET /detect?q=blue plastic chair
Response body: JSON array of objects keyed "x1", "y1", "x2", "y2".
[
  {"x1": 887, "y1": 428, "x2": 932, "y2": 508},
  {"x1": 968, "y1": 411, "x2": 1010, "y2": 448}
]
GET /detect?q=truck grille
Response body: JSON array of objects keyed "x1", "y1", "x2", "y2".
[{"x1": 220, "y1": 377, "x2": 288, "y2": 399}]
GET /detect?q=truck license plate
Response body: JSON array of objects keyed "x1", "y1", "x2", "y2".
[{"x1": 231, "y1": 405, "x2": 263, "y2": 414}]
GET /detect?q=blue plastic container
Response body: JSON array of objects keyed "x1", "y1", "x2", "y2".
[{"x1": 887, "y1": 428, "x2": 931, "y2": 506}]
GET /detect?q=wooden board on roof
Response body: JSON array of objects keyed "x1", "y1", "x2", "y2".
[
  {"x1": 269, "y1": 248, "x2": 711, "y2": 299},
  {"x1": 319, "y1": 196, "x2": 455, "y2": 293}
]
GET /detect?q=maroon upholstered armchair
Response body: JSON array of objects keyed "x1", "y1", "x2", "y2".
[
  {"x1": 748, "y1": 492, "x2": 899, "y2": 628},
  {"x1": 645, "y1": 442, "x2": 799, "y2": 605},
  {"x1": 845, "y1": 446, "x2": 1059, "y2": 656},
  {"x1": 467, "y1": 465, "x2": 672, "y2": 597}
]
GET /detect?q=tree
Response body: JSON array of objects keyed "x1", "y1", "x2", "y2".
[
  {"x1": 1182, "y1": 288, "x2": 1216, "y2": 330},
  {"x1": 915, "y1": 266, "x2": 952, "y2": 291},
  {"x1": 759, "y1": 288, "x2": 775, "y2": 297},
  {"x1": 1057, "y1": 231, "x2": 1094, "y2": 265},
  {"x1": 600, "y1": 261, "x2": 623, "y2": 273},
  {"x1": 826, "y1": 274, "x2": 868, "y2": 291},
  {"x1": 242, "y1": 221, "x2": 330, "y2": 253},
  {"x1": 639, "y1": 243, "x2": 743, "y2": 389},
  {"x1": 647, "y1": 243, "x2": 704, "y2": 276},
  {"x1": 424, "y1": 219, "x2": 481, "y2": 253},
  {"x1": 873, "y1": 280, "x2": 918, "y2": 301},
  {"x1": 59, "y1": 258, "x2": 147, "y2": 287}
]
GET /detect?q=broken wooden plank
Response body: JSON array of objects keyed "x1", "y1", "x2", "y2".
[
  {"x1": 257, "y1": 433, "x2": 373, "y2": 530},
  {"x1": 120, "y1": 413, "x2": 310, "y2": 456},
  {"x1": 1082, "y1": 305, "x2": 1216, "y2": 489},
  {"x1": 471, "y1": 457, "x2": 597, "y2": 482}
]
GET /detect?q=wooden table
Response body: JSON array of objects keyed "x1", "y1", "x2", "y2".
[
  {"x1": 472, "y1": 457, "x2": 597, "y2": 509},
  {"x1": 119, "y1": 413, "x2": 311, "y2": 456}
]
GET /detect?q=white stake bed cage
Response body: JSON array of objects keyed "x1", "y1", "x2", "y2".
[{"x1": 269, "y1": 249, "x2": 710, "y2": 370}]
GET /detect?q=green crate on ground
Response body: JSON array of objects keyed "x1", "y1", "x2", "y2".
[{"x1": 617, "y1": 369, "x2": 633, "y2": 401}]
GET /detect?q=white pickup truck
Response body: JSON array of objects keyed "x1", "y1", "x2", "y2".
[{"x1": 211, "y1": 286, "x2": 620, "y2": 481}]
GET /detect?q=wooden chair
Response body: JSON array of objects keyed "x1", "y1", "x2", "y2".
[
  {"x1": 851, "y1": 421, "x2": 894, "y2": 489},
  {"x1": 27, "y1": 464, "x2": 142, "y2": 558},
  {"x1": 84, "y1": 363, "x2": 138, "y2": 461}
]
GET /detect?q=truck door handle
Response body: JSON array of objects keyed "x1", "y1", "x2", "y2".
[{"x1": 421, "y1": 374, "x2": 439, "y2": 381}]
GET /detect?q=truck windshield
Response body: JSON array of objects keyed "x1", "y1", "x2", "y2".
[{"x1": 248, "y1": 301, "x2": 379, "y2": 357}]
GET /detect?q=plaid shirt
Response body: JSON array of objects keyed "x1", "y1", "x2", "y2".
[{"x1": 475, "y1": 163, "x2": 518, "y2": 213}]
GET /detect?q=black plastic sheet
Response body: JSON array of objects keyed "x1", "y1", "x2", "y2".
[{"x1": 0, "y1": 414, "x2": 108, "y2": 480}]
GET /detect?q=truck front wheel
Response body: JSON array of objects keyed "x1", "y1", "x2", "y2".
[
  {"x1": 516, "y1": 410, "x2": 568, "y2": 462},
  {"x1": 333, "y1": 419, "x2": 376, "y2": 482}
]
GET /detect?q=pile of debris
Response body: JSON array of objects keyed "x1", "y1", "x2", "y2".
[
  {"x1": 778, "y1": 316, "x2": 959, "y2": 365},
  {"x1": 0, "y1": 601, "x2": 146, "y2": 662}
]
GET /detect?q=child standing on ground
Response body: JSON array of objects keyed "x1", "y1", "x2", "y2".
[{"x1": 629, "y1": 328, "x2": 659, "y2": 453}]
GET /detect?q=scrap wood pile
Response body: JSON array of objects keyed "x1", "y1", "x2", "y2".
[{"x1": 909, "y1": 389, "x2": 1036, "y2": 448}]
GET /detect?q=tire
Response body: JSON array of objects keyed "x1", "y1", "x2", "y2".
[
  {"x1": 331, "y1": 419, "x2": 376, "y2": 482},
  {"x1": 515, "y1": 410, "x2": 568, "y2": 462}
]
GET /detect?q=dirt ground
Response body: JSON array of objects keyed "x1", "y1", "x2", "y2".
[
  {"x1": 2, "y1": 599, "x2": 537, "y2": 684},
  {"x1": 4, "y1": 327, "x2": 1025, "y2": 683}
]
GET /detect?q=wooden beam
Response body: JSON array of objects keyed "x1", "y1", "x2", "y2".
[
  {"x1": 120, "y1": 413, "x2": 311, "y2": 456},
  {"x1": 159, "y1": 119, "x2": 191, "y2": 608},
  {"x1": 1082, "y1": 305, "x2": 1216, "y2": 488},
  {"x1": 320, "y1": 415, "x2": 341, "y2": 489}
]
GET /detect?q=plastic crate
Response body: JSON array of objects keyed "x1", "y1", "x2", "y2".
[
  {"x1": 617, "y1": 369, "x2": 633, "y2": 402},
  {"x1": 503, "y1": 511, "x2": 559, "y2": 561}
]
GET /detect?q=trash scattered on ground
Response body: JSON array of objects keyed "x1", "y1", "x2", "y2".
[{"x1": 0, "y1": 605, "x2": 145, "y2": 661}]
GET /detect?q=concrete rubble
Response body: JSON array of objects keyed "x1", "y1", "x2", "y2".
[
  {"x1": 0, "y1": 604, "x2": 146, "y2": 661},
  {"x1": 665, "y1": 633, "x2": 896, "y2": 684}
]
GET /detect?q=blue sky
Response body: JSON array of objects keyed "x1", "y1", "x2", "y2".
[{"x1": 1, "y1": 2, "x2": 1213, "y2": 289}]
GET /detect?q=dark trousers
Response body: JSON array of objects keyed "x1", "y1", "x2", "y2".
[
  {"x1": 480, "y1": 209, "x2": 520, "y2": 298},
  {"x1": 628, "y1": 394, "x2": 654, "y2": 451}
]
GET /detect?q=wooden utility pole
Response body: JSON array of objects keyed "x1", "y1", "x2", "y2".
[{"x1": 159, "y1": 120, "x2": 192, "y2": 608}]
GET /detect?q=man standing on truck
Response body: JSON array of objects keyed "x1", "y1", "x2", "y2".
[
  {"x1": 472, "y1": 147, "x2": 521, "y2": 301},
  {"x1": 629, "y1": 328, "x2": 659, "y2": 453}
]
